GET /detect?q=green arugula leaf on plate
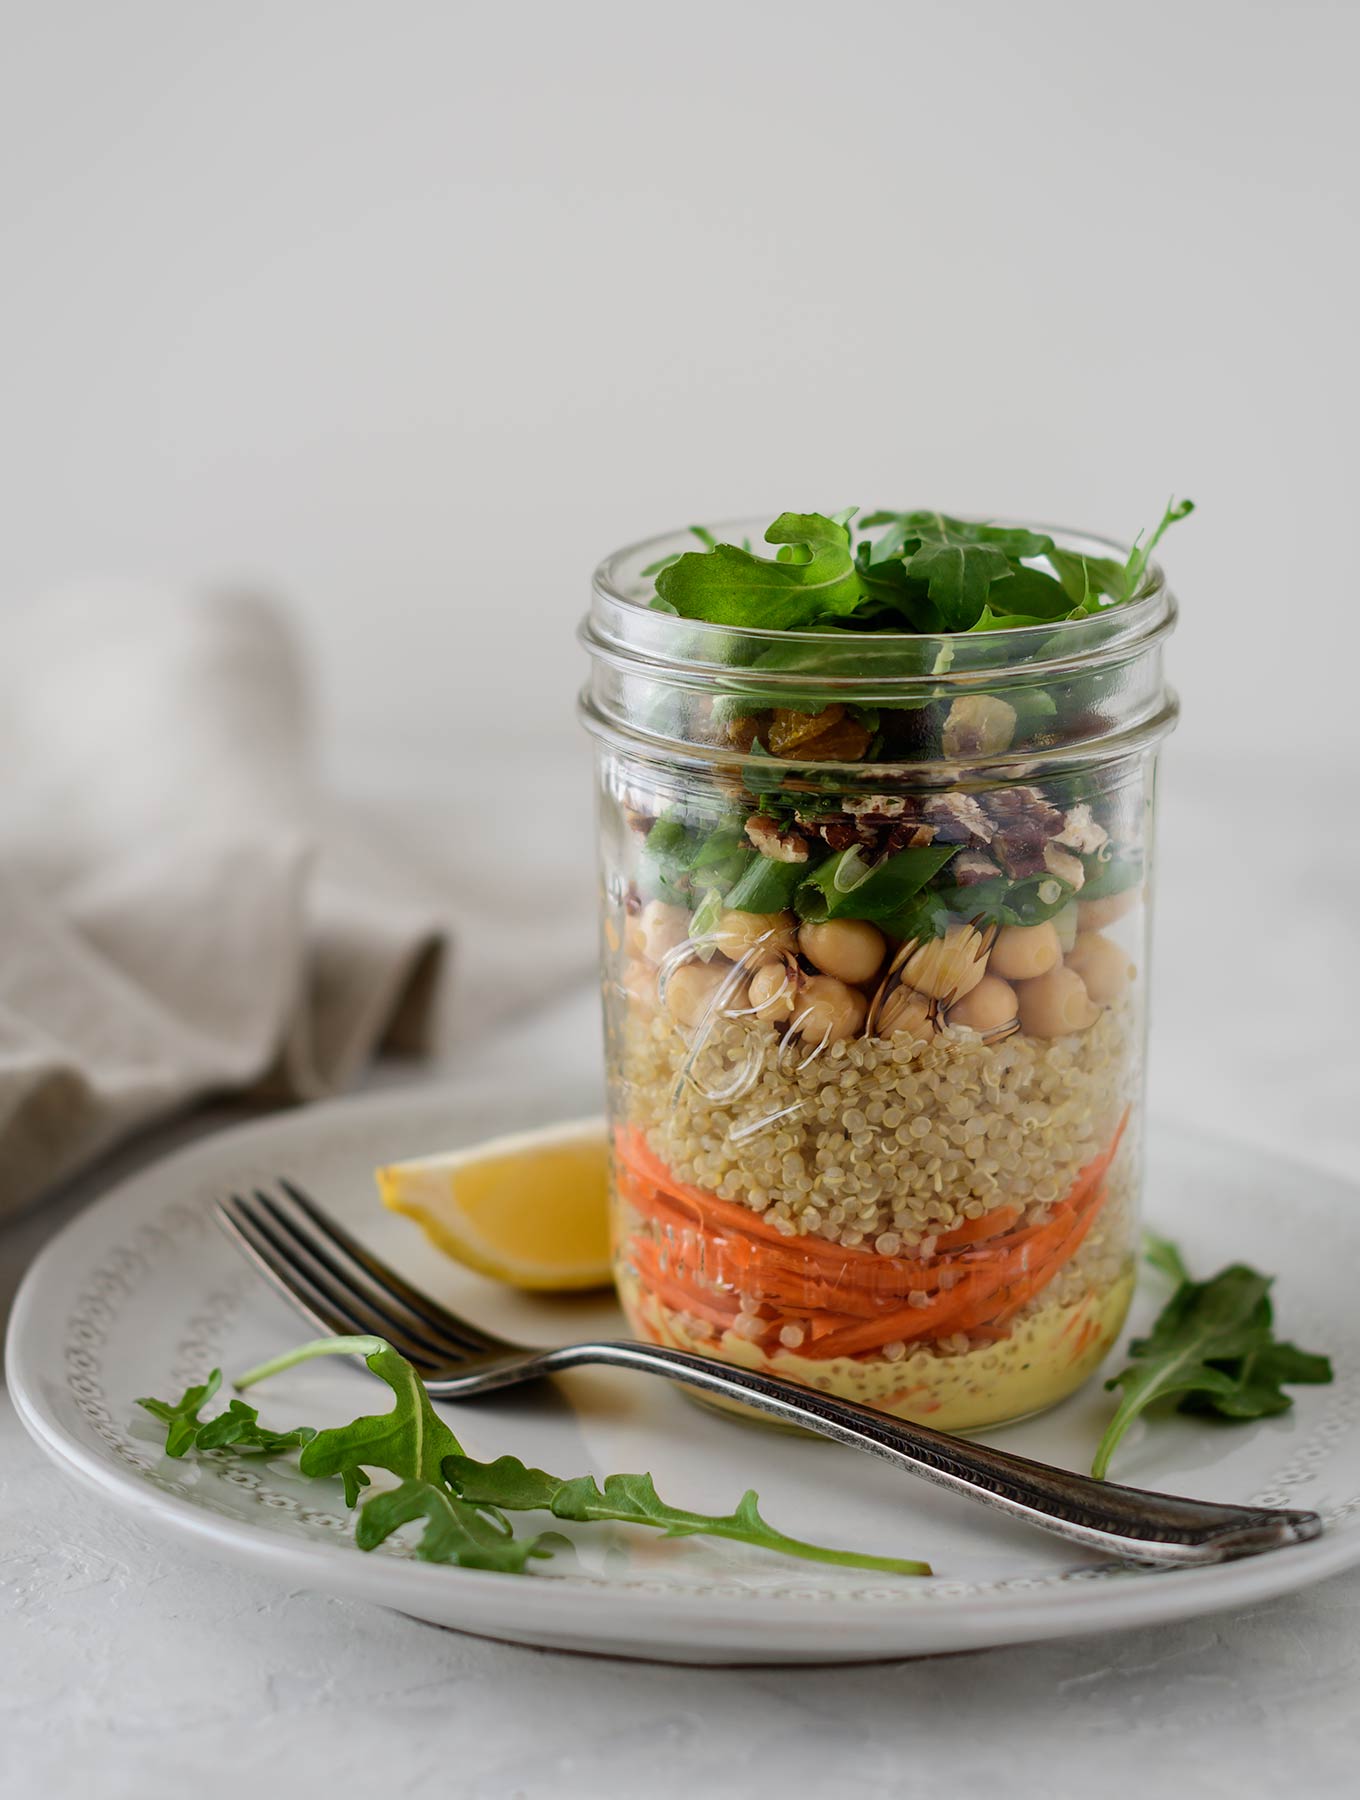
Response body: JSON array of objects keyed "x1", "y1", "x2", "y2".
[
  {"x1": 1142, "y1": 1230, "x2": 1192, "y2": 1287},
  {"x1": 1092, "y1": 1243, "x2": 1333, "y2": 1478},
  {"x1": 195, "y1": 1400, "x2": 316, "y2": 1456},
  {"x1": 354, "y1": 1478, "x2": 550, "y2": 1572},
  {"x1": 136, "y1": 1369, "x2": 225, "y2": 1458},
  {"x1": 139, "y1": 1335, "x2": 932, "y2": 1580},
  {"x1": 236, "y1": 1334, "x2": 466, "y2": 1505},
  {"x1": 445, "y1": 1455, "x2": 931, "y2": 1576},
  {"x1": 137, "y1": 1370, "x2": 315, "y2": 1458}
]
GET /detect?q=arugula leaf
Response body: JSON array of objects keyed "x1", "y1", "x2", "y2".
[
  {"x1": 796, "y1": 845, "x2": 957, "y2": 923},
  {"x1": 640, "y1": 525, "x2": 719, "y2": 579},
  {"x1": 355, "y1": 1479, "x2": 550, "y2": 1572},
  {"x1": 648, "y1": 501, "x2": 1192, "y2": 646},
  {"x1": 445, "y1": 1455, "x2": 931, "y2": 1576},
  {"x1": 859, "y1": 512, "x2": 1024, "y2": 631},
  {"x1": 195, "y1": 1400, "x2": 316, "y2": 1456},
  {"x1": 236, "y1": 1334, "x2": 466, "y2": 1503},
  {"x1": 963, "y1": 567, "x2": 1071, "y2": 630},
  {"x1": 935, "y1": 871, "x2": 1075, "y2": 928},
  {"x1": 655, "y1": 512, "x2": 865, "y2": 628},
  {"x1": 860, "y1": 512, "x2": 1053, "y2": 564},
  {"x1": 1122, "y1": 497, "x2": 1194, "y2": 600},
  {"x1": 722, "y1": 851, "x2": 809, "y2": 914},
  {"x1": 137, "y1": 1370, "x2": 316, "y2": 1458},
  {"x1": 1143, "y1": 1231, "x2": 1191, "y2": 1286},
  {"x1": 876, "y1": 885, "x2": 955, "y2": 945},
  {"x1": 137, "y1": 1369, "x2": 224, "y2": 1458},
  {"x1": 1046, "y1": 546, "x2": 1126, "y2": 609},
  {"x1": 1178, "y1": 1340, "x2": 1335, "y2": 1421},
  {"x1": 640, "y1": 814, "x2": 766, "y2": 911},
  {"x1": 1092, "y1": 1248, "x2": 1333, "y2": 1478},
  {"x1": 640, "y1": 815, "x2": 698, "y2": 902},
  {"x1": 689, "y1": 819, "x2": 752, "y2": 893},
  {"x1": 141, "y1": 1335, "x2": 931, "y2": 1582}
]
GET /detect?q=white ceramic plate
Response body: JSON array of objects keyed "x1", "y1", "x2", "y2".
[{"x1": 9, "y1": 1082, "x2": 1360, "y2": 1664}]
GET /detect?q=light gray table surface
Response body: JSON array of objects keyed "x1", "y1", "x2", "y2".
[{"x1": 4, "y1": 745, "x2": 1358, "y2": 1800}]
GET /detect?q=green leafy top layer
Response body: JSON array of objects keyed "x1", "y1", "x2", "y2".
[{"x1": 653, "y1": 501, "x2": 1193, "y2": 635}]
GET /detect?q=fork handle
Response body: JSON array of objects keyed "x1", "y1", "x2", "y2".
[{"x1": 482, "y1": 1338, "x2": 1321, "y2": 1566}]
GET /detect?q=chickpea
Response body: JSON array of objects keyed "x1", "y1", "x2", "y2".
[
  {"x1": 798, "y1": 917, "x2": 887, "y2": 985},
  {"x1": 1078, "y1": 886, "x2": 1141, "y2": 932},
  {"x1": 988, "y1": 920, "x2": 1062, "y2": 983},
  {"x1": 748, "y1": 959, "x2": 796, "y2": 1022},
  {"x1": 664, "y1": 959, "x2": 747, "y2": 1029},
  {"x1": 789, "y1": 975, "x2": 867, "y2": 1045},
  {"x1": 637, "y1": 899, "x2": 691, "y2": 965},
  {"x1": 1017, "y1": 965, "x2": 1099, "y2": 1038},
  {"x1": 901, "y1": 923, "x2": 988, "y2": 1001},
  {"x1": 1065, "y1": 932, "x2": 1136, "y2": 1005},
  {"x1": 621, "y1": 956, "x2": 659, "y2": 1013},
  {"x1": 713, "y1": 908, "x2": 797, "y2": 967},
  {"x1": 877, "y1": 985, "x2": 935, "y2": 1041},
  {"x1": 948, "y1": 974, "x2": 1018, "y2": 1035}
]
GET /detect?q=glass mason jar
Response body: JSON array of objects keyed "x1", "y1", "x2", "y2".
[{"x1": 580, "y1": 521, "x2": 1178, "y2": 1432}]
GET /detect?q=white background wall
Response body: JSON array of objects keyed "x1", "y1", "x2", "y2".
[{"x1": 2, "y1": 0, "x2": 1357, "y2": 764}]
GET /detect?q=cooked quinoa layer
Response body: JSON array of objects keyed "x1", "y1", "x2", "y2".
[{"x1": 621, "y1": 1003, "x2": 1138, "y2": 1252}]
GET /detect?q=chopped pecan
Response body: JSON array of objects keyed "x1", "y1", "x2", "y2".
[
  {"x1": 983, "y1": 786, "x2": 1064, "y2": 839},
  {"x1": 745, "y1": 812, "x2": 810, "y2": 863},
  {"x1": 843, "y1": 794, "x2": 912, "y2": 820},
  {"x1": 820, "y1": 820, "x2": 867, "y2": 852},
  {"x1": 885, "y1": 820, "x2": 937, "y2": 851},
  {"x1": 1053, "y1": 802, "x2": 1109, "y2": 855},
  {"x1": 942, "y1": 694, "x2": 1018, "y2": 758},
  {"x1": 950, "y1": 851, "x2": 1001, "y2": 887},
  {"x1": 993, "y1": 838, "x2": 1048, "y2": 879},
  {"x1": 924, "y1": 793, "x2": 994, "y2": 844}
]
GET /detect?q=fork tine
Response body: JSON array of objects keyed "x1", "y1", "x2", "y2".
[
  {"x1": 276, "y1": 1176, "x2": 507, "y2": 1354},
  {"x1": 214, "y1": 1194, "x2": 405, "y2": 1355},
  {"x1": 249, "y1": 1187, "x2": 470, "y2": 1367},
  {"x1": 216, "y1": 1193, "x2": 445, "y2": 1375}
]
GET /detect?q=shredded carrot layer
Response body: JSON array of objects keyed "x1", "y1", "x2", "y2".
[{"x1": 614, "y1": 1110, "x2": 1128, "y2": 1363}]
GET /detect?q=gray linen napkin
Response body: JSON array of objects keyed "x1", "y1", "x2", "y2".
[{"x1": 0, "y1": 585, "x2": 450, "y2": 1215}]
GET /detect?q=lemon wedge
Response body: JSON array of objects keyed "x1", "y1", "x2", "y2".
[{"x1": 376, "y1": 1117, "x2": 612, "y2": 1291}]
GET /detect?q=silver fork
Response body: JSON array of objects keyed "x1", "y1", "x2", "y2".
[{"x1": 214, "y1": 1179, "x2": 1323, "y2": 1567}]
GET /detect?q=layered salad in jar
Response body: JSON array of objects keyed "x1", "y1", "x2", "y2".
[{"x1": 586, "y1": 504, "x2": 1187, "y2": 1431}]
